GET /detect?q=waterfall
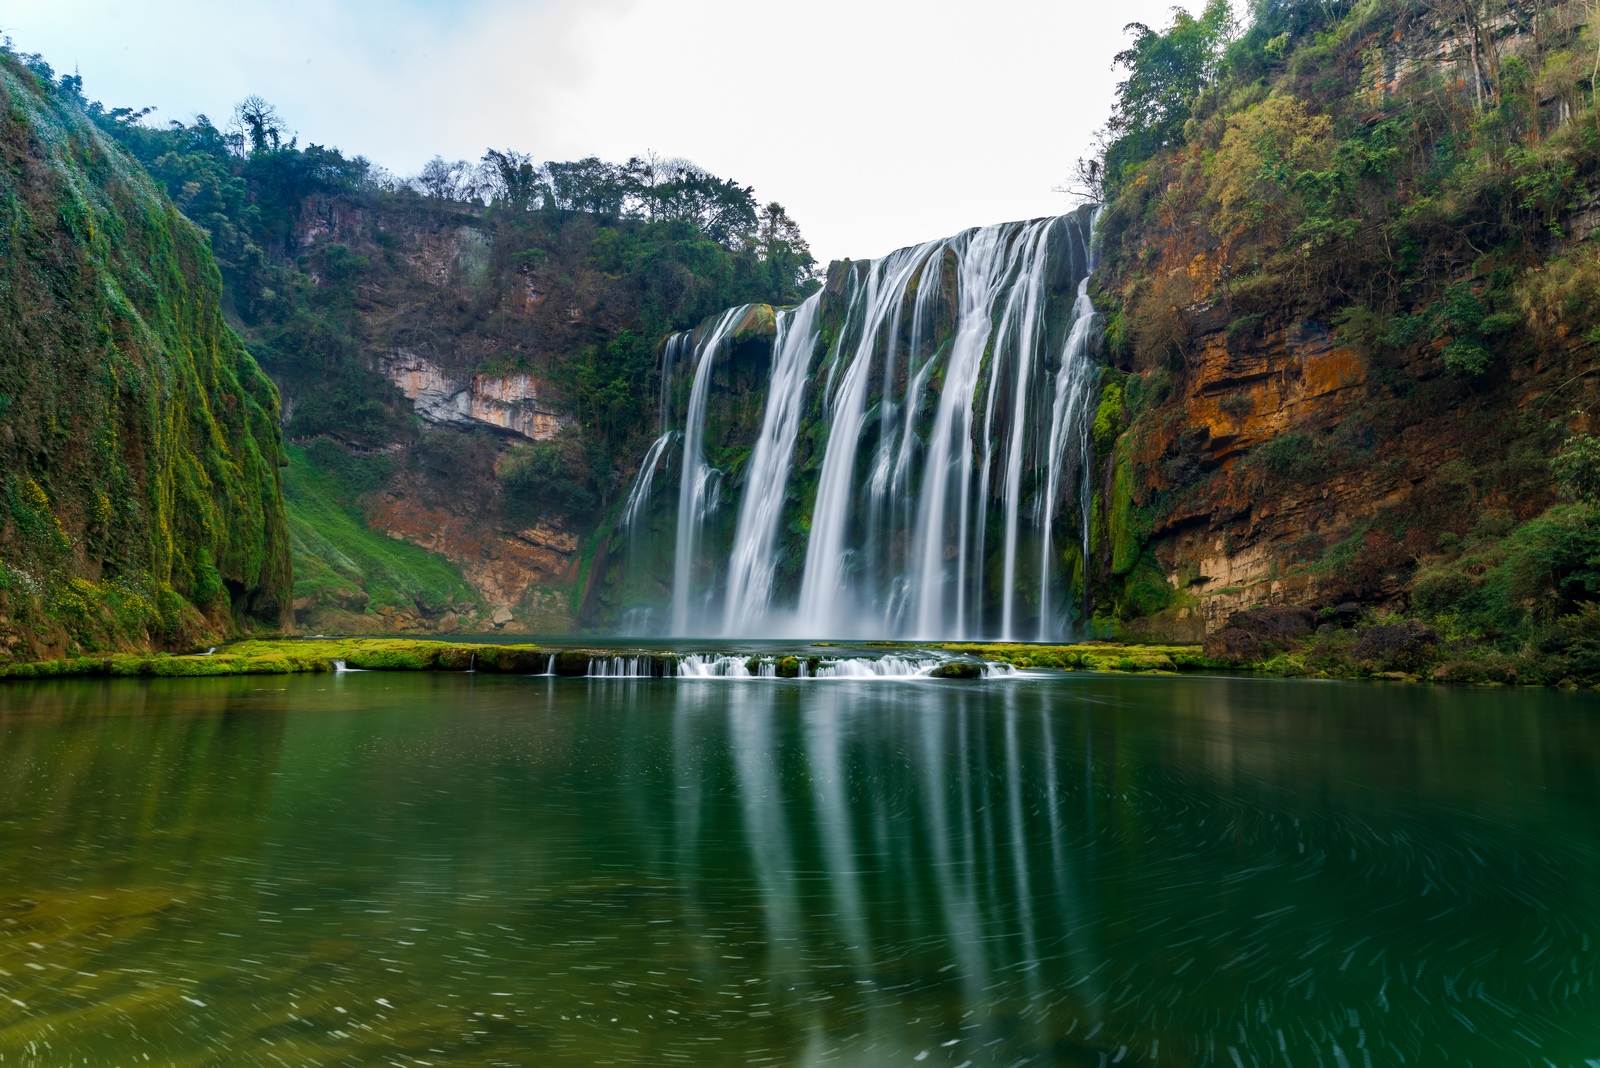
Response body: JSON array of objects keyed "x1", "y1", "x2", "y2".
[
  {"x1": 619, "y1": 332, "x2": 691, "y2": 537},
  {"x1": 619, "y1": 431, "x2": 673, "y2": 532},
  {"x1": 722, "y1": 293, "x2": 823, "y2": 632},
  {"x1": 1039, "y1": 296, "x2": 1100, "y2": 637},
  {"x1": 796, "y1": 243, "x2": 943, "y2": 632},
  {"x1": 909, "y1": 226, "x2": 1012, "y2": 639},
  {"x1": 995, "y1": 221, "x2": 1056, "y2": 640},
  {"x1": 629, "y1": 208, "x2": 1101, "y2": 641},
  {"x1": 671, "y1": 308, "x2": 748, "y2": 635}
]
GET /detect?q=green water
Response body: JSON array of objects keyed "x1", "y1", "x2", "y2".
[{"x1": 0, "y1": 674, "x2": 1596, "y2": 1066}]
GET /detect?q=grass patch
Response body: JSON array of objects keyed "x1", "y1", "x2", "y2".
[{"x1": 283, "y1": 443, "x2": 481, "y2": 622}]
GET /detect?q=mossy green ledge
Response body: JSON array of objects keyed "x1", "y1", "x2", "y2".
[{"x1": 0, "y1": 639, "x2": 1233, "y2": 680}]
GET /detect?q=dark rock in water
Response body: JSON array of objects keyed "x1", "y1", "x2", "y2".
[
  {"x1": 1203, "y1": 628, "x2": 1262, "y2": 665},
  {"x1": 931, "y1": 661, "x2": 984, "y2": 679},
  {"x1": 1227, "y1": 606, "x2": 1317, "y2": 644},
  {"x1": 1353, "y1": 621, "x2": 1439, "y2": 673},
  {"x1": 776, "y1": 656, "x2": 801, "y2": 678}
]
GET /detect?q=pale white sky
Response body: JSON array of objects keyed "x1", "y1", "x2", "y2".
[{"x1": 6, "y1": 0, "x2": 1205, "y2": 264}]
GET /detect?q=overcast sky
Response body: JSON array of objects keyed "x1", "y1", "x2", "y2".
[{"x1": 6, "y1": 0, "x2": 1205, "y2": 264}]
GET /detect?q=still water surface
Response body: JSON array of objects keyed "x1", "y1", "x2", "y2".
[{"x1": 0, "y1": 673, "x2": 1596, "y2": 1066}]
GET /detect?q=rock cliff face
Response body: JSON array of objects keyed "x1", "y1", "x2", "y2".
[
  {"x1": 383, "y1": 353, "x2": 568, "y2": 441},
  {"x1": 262, "y1": 202, "x2": 634, "y2": 633},
  {"x1": 254, "y1": 192, "x2": 783, "y2": 635},
  {"x1": 1088, "y1": 0, "x2": 1598, "y2": 639},
  {"x1": 0, "y1": 54, "x2": 292, "y2": 660}
]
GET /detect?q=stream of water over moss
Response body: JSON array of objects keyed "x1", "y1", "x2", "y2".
[{"x1": 0, "y1": 674, "x2": 1596, "y2": 1065}]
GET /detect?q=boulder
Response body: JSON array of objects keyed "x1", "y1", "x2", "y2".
[
  {"x1": 1202, "y1": 627, "x2": 1262, "y2": 665},
  {"x1": 931, "y1": 661, "x2": 984, "y2": 679},
  {"x1": 1352, "y1": 621, "x2": 1439, "y2": 673},
  {"x1": 1226, "y1": 605, "x2": 1317, "y2": 644}
]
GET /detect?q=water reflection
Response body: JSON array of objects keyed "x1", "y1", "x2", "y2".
[{"x1": 0, "y1": 674, "x2": 1596, "y2": 1065}]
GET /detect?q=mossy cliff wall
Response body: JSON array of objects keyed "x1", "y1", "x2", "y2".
[{"x1": 0, "y1": 54, "x2": 291, "y2": 661}]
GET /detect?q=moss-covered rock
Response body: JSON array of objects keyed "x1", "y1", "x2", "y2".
[
  {"x1": 930, "y1": 661, "x2": 983, "y2": 679},
  {"x1": 0, "y1": 54, "x2": 291, "y2": 662}
]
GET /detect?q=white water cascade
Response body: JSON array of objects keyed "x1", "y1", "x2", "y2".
[
  {"x1": 670, "y1": 307, "x2": 749, "y2": 635},
  {"x1": 722, "y1": 293, "x2": 823, "y2": 631},
  {"x1": 625, "y1": 209, "x2": 1100, "y2": 640}
]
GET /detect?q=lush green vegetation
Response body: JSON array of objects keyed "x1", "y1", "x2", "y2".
[
  {"x1": 283, "y1": 441, "x2": 481, "y2": 628},
  {"x1": 0, "y1": 50, "x2": 291, "y2": 660}
]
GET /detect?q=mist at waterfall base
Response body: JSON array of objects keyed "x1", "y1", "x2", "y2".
[{"x1": 613, "y1": 209, "x2": 1102, "y2": 641}]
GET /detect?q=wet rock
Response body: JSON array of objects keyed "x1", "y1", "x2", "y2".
[
  {"x1": 1322, "y1": 602, "x2": 1365, "y2": 627},
  {"x1": 931, "y1": 661, "x2": 984, "y2": 679},
  {"x1": 554, "y1": 650, "x2": 591, "y2": 676},
  {"x1": 1202, "y1": 627, "x2": 1262, "y2": 665},
  {"x1": 776, "y1": 656, "x2": 801, "y2": 678}
]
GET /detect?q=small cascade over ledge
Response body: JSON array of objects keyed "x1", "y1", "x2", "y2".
[{"x1": 608, "y1": 207, "x2": 1102, "y2": 640}]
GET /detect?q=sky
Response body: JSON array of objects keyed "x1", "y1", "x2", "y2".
[{"x1": 6, "y1": 0, "x2": 1205, "y2": 264}]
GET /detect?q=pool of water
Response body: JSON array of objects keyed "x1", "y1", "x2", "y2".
[{"x1": 0, "y1": 672, "x2": 1596, "y2": 1066}]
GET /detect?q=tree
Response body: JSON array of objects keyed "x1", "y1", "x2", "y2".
[
  {"x1": 1554, "y1": 429, "x2": 1600, "y2": 504},
  {"x1": 755, "y1": 202, "x2": 819, "y2": 300},
  {"x1": 415, "y1": 156, "x2": 474, "y2": 201},
  {"x1": 233, "y1": 95, "x2": 287, "y2": 155},
  {"x1": 1102, "y1": 0, "x2": 1235, "y2": 194},
  {"x1": 481, "y1": 148, "x2": 547, "y2": 210}
]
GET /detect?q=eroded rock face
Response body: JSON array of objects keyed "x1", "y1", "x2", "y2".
[{"x1": 384, "y1": 351, "x2": 567, "y2": 440}]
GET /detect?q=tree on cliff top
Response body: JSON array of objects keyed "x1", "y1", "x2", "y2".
[{"x1": 1103, "y1": 0, "x2": 1235, "y2": 195}]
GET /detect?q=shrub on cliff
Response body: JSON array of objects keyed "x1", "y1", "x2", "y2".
[{"x1": 500, "y1": 441, "x2": 595, "y2": 520}]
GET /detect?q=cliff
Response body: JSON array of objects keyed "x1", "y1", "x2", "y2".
[
  {"x1": 1088, "y1": 0, "x2": 1600, "y2": 660},
  {"x1": 86, "y1": 110, "x2": 816, "y2": 636},
  {"x1": 0, "y1": 53, "x2": 291, "y2": 661}
]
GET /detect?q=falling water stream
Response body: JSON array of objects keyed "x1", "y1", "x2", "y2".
[{"x1": 619, "y1": 210, "x2": 1101, "y2": 640}]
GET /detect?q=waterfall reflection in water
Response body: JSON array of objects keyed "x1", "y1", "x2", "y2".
[{"x1": 0, "y1": 674, "x2": 1596, "y2": 1066}]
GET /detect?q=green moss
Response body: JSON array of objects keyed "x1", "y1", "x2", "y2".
[
  {"x1": 1091, "y1": 379, "x2": 1124, "y2": 457},
  {"x1": 1107, "y1": 454, "x2": 1145, "y2": 577},
  {"x1": 937, "y1": 641, "x2": 1223, "y2": 673},
  {"x1": 0, "y1": 53, "x2": 290, "y2": 657},
  {"x1": 282, "y1": 443, "x2": 479, "y2": 625}
]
